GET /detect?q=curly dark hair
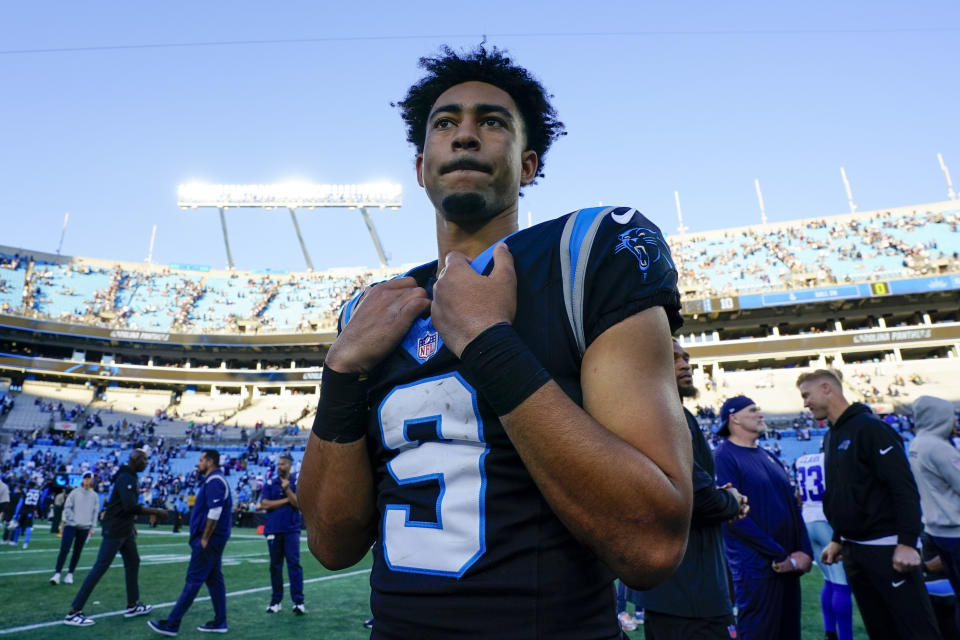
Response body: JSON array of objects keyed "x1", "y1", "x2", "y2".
[{"x1": 395, "y1": 44, "x2": 566, "y2": 186}]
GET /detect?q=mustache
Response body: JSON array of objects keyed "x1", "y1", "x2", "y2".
[{"x1": 440, "y1": 158, "x2": 493, "y2": 174}]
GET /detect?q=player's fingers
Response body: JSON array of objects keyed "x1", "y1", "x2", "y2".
[
  {"x1": 490, "y1": 243, "x2": 515, "y2": 283},
  {"x1": 397, "y1": 291, "x2": 432, "y2": 324},
  {"x1": 442, "y1": 251, "x2": 470, "y2": 273}
]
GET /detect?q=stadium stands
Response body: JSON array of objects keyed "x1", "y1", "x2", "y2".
[{"x1": 3, "y1": 202, "x2": 956, "y2": 335}]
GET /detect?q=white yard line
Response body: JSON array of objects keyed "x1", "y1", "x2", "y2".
[
  {"x1": 0, "y1": 551, "x2": 273, "y2": 577},
  {"x1": 0, "y1": 568, "x2": 371, "y2": 634}
]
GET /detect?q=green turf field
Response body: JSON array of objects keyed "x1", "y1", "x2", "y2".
[{"x1": 0, "y1": 526, "x2": 869, "y2": 638}]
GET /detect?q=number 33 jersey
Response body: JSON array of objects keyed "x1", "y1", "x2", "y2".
[
  {"x1": 795, "y1": 452, "x2": 827, "y2": 523},
  {"x1": 339, "y1": 206, "x2": 682, "y2": 639}
]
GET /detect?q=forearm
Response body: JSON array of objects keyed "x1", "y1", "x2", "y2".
[
  {"x1": 500, "y1": 381, "x2": 692, "y2": 589},
  {"x1": 259, "y1": 498, "x2": 289, "y2": 510},
  {"x1": 692, "y1": 485, "x2": 741, "y2": 526},
  {"x1": 283, "y1": 485, "x2": 299, "y2": 510},
  {"x1": 300, "y1": 433, "x2": 377, "y2": 570},
  {"x1": 201, "y1": 517, "x2": 217, "y2": 544}
]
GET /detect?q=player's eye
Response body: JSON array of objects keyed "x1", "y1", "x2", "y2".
[
  {"x1": 480, "y1": 117, "x2": 505, "y2": 127},
  {"x1": 433, "y1": 117, "x2": 455, "y2": 129}
]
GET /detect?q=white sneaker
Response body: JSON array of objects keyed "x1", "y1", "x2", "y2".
[
  {"x1": 65, "y1": 573, "x2": 74, "y2": 584},
  {"x1": 292, "y1": 603, "x2": 306, "y2": 615},
  {"x1": 22, "y1": 543, "x2": 28, "y2": 549},
  {"x1": 124, "y1": 603, "x2": 153, "y2": 618},
  {"x1": 64, "y1": 612, "x2": 95, "y2": 627},
  {"x1": 50, "y1": 572, "x2": 61, "y2": 585},
  {"x1": 618, "y1": 611, "x2": 637, "y2": 631},
  {"x1": 265, "y1": 603, "x2": 281, "y2": 613}
]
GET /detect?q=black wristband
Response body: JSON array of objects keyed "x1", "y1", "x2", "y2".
[
  {"x1": 312, "y1": 366, "x2": 369, "y2": 443},
  {"x1": 458, "y1": 322, "x2": 552, "y2": 416}
]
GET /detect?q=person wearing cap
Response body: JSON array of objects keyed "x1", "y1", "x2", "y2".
[
  {"x1": 714, "y1": 395, "x2": 813, "y2": 640},
  {"x1": 798, "y1": 370, "x2": 941, "y2": 640},
  {"x1": 259, "y1": 452, "x2": 305, "y2": 615},
  {"x1": 51, "y1": 472, "x2": 101, "y2": 586}
]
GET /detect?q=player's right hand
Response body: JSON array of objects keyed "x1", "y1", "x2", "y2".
[
  {"x1": 325, "y1": 277, "x2": 431, "y2": 374},
  {"x1": 821, "y1": 540, "x2": 843, "y2": 565}
]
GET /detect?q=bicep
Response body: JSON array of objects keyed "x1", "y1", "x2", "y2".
[{"x1": 581, "y1": 306, "x2": 691, "y2": 485}]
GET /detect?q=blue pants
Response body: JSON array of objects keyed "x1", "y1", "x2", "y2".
[
  {"x1": 732, "y1": 572, "x2": 801, "y2": 640},
  {"x1": 56, "y1": 526, "x2": 90, "y2": 573},
  {"x1": 71, "y1": 534, "x2": 140, "y2": 611},
  {"x1": 167, "y1": 539, "x2": 227, "y2": 626},
  {"x1": 268, "y1": 531, "x2": 303, "y2": 605}
]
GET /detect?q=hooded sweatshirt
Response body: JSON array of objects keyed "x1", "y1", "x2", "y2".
[
  {"x1": 63, "y1": 486, "x2": 100, "y2": 529},
  {"x1": 908, "y1": 396, "x2": 960, "y2": 538}
]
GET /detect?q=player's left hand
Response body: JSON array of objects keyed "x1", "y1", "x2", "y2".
[
  {"x1": 789, "y1": 551, "x2": 813, "y2": 573},
  {"x1": 892, "y1": 543, "x2": 921, "y2": 573},
  {"x1": 201, "y1": 538, "x2": 209, "y2": 550},
  {"x1": 432, "y1": 243, "x2": 517, "y2": 357}
]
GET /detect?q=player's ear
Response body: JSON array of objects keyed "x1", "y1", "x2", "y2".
[
  {"x1": 519, "y1": 150, "x2": 538, "y2": 186},
  {"x1": 416, "y1": 154, "x2": 425, "y2": 188}
]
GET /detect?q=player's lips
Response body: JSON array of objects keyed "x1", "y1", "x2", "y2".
[{"x1": 440, "y1": 159, "x2": 493, "y2": 175}]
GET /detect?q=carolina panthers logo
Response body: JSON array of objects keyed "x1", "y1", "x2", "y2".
[{"x1": 614, "y1": 227, "x2": 674, "y2": 277}]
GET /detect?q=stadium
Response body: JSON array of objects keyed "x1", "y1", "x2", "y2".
[
  {"x1": 2, "y1": 193, "x2": 958, "y2": 637},
  {"x1": 3, "y1": 4, "x2": 960, "y2": 637}
]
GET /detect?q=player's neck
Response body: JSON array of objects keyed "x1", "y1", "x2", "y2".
[
  {"x1": 435, "y1": 206, "x2": 519, "y2": 264},
  {"x1": 827, "y1": 398, "x2": 851, "y2": 426},
  {"x1": 728, "y1": 432, "x2": 759, "y2": 448}
]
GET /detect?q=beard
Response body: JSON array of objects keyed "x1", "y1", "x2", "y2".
[
  {"x1": 441, "y1": 192, "x2": 489, "y2": 220},
  {"x1": 678, "y1": 383, "x2": 699, "y2": 399}
]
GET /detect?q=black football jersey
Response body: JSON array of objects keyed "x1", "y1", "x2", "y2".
[{"x1": 339, "y1": 206, "x2": 682, "y2": 639}]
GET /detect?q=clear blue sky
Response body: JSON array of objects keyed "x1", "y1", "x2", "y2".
[{"x1": 2, "y1": 1, "x2": 958, "y2": 272}]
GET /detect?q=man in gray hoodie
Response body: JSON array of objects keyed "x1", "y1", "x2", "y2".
[
  {"x1": 51, "y1": 472, "x2": 101, "y2": 586},
  {"x1": 909, "y1": 395, "x2": 960, "y2": 632}
]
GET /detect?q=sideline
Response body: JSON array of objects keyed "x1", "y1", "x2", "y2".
[
  {"x1": 0, "y1": 568, "x2": 371, "y2": 634},
  {"x1": 1, "y1": 551, "x2": 273, "y2": 577}
]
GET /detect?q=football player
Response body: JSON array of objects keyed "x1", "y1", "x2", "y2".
[{"x1": 300, "y1": 45, "x2": 693, "y2": 638}]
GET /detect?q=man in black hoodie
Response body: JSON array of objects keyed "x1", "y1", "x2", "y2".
[
  {"x1": 797, "y1": 369, "x2": 941, "y2": 640},
  {"x1": 64, "y1": 448, "x2": 169, "y2": 628},
  {"x1": 634, "y1": 340, "x2": 749, "y2": 639}
]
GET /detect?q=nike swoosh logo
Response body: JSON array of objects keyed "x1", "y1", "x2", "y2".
[
  {"x1": 892, "y1": 580, "x2": 905, "y2": 588},
  {"x1": 611, "y1": 209, "x2": 636, "y2": 224},
  {"x1": 880, "y1": 446, "x2": 894, "y2": 455}
]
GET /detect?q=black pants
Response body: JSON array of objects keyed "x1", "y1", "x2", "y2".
[
  {"x1": 645, "y1": 610, "x2": 737, "y2": 640},
  {"x1": 71, "y1": 533, "x2": 140, "y2": 611},
  {"x1": 50, "y1": 505, "x2": 64, "y2": 533},
  {"x1": 55, "y1": 526, "x2": 90, "y2": 573},
  {"x1": 842, "y1": 541, "x2": 942, "y2": 639}
]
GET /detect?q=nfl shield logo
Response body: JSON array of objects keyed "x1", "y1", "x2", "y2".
[{"x1": 417, "y1": 331, "x2": 439, "y2": 361}]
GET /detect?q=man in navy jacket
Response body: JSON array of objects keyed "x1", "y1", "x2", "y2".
[{"x1": 260, "y1": 452, "x2": 304, "y2": 614}]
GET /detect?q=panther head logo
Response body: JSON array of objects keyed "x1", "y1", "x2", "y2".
[{"x1": 614, "y1": 227, "x2": 673, "y2": 277}]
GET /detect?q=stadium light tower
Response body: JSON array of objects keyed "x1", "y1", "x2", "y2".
[
  {"x1": 674, "y1": 191, "x2": 688, "y2": 235},
  {"x1": 753, "y1": 179, "x2": 768, "y2": 225},
  {"x1": 938, "y1": 153, "x2": 957, "y2": 200},
  {"x1": 840, "y1": 167, "x2": 857, "y2": 214},
  {"x1": 176, "y1": 182, "x2": 402, "y2": 270}
]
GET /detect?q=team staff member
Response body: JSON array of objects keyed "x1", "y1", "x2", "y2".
[
  {"x1": 51, "y1": 472, "x2": 101, "y2": 586},
  {"x1": 64, "y1": 449, "x2": 167, "y2": 627},
  {"x1": 149, "y1": 449, "x2": 232, "y2": 636},
  {"x1": 299, "y1": 45, "x2": 693, "y2": 639},
  {"x1": 259, "y1": 452, "x2": 305, "y2": 614},
  {"x1": 910, "y1": 395, "x2": 960, "y2": 633},
  {"x1": 635, "y1": 341, "x2": 748, "y2": 640},
  {"x1": 714, "y1": 395, "x2": 812, "y2": 640},
  {"x1": 798, "y1": 370, "x2": 941, "y2": 639}
]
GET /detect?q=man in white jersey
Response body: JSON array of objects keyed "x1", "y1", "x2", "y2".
[{"x1": 796, "y1": 451, "x2": 853, "y2": 640}]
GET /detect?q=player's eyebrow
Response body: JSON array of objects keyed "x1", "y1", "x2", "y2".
[{"x1": 428, "y1": 103, "x2": 515, "y2": 124}]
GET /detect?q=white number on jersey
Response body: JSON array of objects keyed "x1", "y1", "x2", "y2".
[{"x1": 377, "y1": 373, "x2": 488, "y2": 577}]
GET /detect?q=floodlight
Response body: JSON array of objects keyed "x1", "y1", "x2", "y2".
[{"x1": 176, "y1": 181, "x2": 403, "y2": 270}]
